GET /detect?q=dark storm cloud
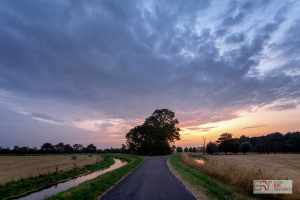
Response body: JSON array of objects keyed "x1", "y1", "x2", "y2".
[{"x1": 0, "y1": 0, "x2": 299, "y2": 134}]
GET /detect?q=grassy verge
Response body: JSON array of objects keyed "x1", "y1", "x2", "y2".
[
  {"x1": 169, "y1": 155, "x2": 237, "y2": 200},
  {"x1": 44, "y1": 154, "x2": 144, "y2": 200},
  {"x1": 1, "y1": 154, "x2": 114, "y2": 200}
]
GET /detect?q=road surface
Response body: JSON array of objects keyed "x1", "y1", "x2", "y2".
[{"x1": 100, "y1": 156, "x2": 196, "y2": 200}]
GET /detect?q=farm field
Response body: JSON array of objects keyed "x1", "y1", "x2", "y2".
[
  {"x1": 0, "y1": 154, "x2": 103, "y2": 184},
  {"x1": 201, "y1": 153, "x2": 300, "y2": 182}
]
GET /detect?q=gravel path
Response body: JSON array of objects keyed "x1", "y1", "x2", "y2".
[{"x1": 100, "y1": 156, "x2": 196, "y2": 200}]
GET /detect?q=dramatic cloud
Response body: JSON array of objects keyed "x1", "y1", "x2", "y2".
[{"x1": 0, "y1": 0, "x2": 299, "y2": 148}]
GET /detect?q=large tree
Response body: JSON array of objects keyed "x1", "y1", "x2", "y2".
[{"x1": 126, "y1": 109, "x2": 180, "y2": 155}]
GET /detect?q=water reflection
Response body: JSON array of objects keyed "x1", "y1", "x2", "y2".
[
  {"x1": 14, "y1": 159, "x2": 127, "y2": 200},
  {"x1": 195, "y1": 158, "x2": 205, "y2": 164}
]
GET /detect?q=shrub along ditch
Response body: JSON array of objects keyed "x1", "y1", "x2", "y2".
[
  {"x1": 44, "y1": 154, "x2": 144, "y2": 200},
  {"x1": 0, "y1": 154, "x2": 114, "y2": 200}
]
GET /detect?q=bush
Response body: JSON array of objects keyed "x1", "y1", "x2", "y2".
[
  {"x1": 241, "y1": 142, "x2": 252, "y2": 154},
  {"x1": 184, "y1": 147, "x2": 188, "y2": 152},
  {"x1": 206, "y1": 142, "x2": 218, "y2": 155}
]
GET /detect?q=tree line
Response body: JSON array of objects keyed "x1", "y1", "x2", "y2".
[
  {"x1": 0, "y1": 142, "x2": 125, "y2": 154},
  {"x1": 174, "y1": 131, "x2": 300, "y2": 155}
]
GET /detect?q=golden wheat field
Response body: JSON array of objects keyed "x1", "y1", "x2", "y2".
[
  {"x1": 201, "y1": 153, "x2": 300, "y2": 181},
  {"x1": 0, "y1": 154, "x2": 103, "y2": 184},
  {"x1": 184, "y1": 153, "x2": 300, "y2": 199}
]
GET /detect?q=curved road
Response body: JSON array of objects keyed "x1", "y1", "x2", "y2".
[{"x1": 100, "y1": 156, "x2": 196, "y2": 200}]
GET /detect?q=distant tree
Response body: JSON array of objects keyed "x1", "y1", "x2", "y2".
[
  {"x1": 255, "y1": 141, "x2": 264, "y2": 154},
  {"x1": 249, "y1": 137, "x2": 259, "y2": 151},
  {"x1": 97, "y1": 149, "x2": 105, "y2": 153},
  {"x1": 238, "y1": 135, "x2": 250, "y2": 144},
  {"x1": 188, "y1": 147, "x2": 193, "y2": 152},
  {"x1": 41, "y1": 143, "x2": 54, "y2": 152},
  {"x1": 192, "y1": 147, "x2": 197, "y2": 152},
  {"x1": 196, "y1": 147, "x2": 202, "y2": 152},
  {"x1": 216, "y1": 133, "x2": 233, "y2": 155},
  {"x1": 184, "y1": 147, "x2": 188, "y2": 152},
  {"x1": 1, "y1": 147, "x2": 10, "y2": 154},
  {"x1": 121, "y1": 144, "x2": 127, "y2": 153},
  {"x1": 241, "y1": 142, "x2": 252, "y2": 154},
  {"x1": 104, "y1": 148, "x2": 110, "y2": 153},
  {"x1": 206, "y1": 142, "x2": 218, "y2": 155},
  {"x1": 55, "y1": 142, "x2": 65, "y2": 153},
  {"x1": 176, "y1": 146, "x2": 183, "y2": 152},
  {"x1": 13, "y1": 146, "x2": 19, "y2": 152},
  {"x1": 28, "y1": 147, "x2": 37, "y2": 154},
  {"x1": 78, "y1": 144, "x2": 85, "y2": 152},
  {"x1": 64, "y1": 144, "x2": 73, "y2": 153},
  {"x1": 231, "y1": 140, "x2": 241, "y2": 154},
  {"x1": 109, "y1": 147, "x2": 121, "y2": 153},
  {"x1": 73, "y1": 144, "x2": 79, "y2": 152},
  {"x1": 87, "y1": 144, "x2": 97, "y2": 153},
  {"x1": 18, "y1": 146, "x2": 29, "y2": 154},
  {"x1": 172, "y1": 145, "x2": 176, "y2": 152}
]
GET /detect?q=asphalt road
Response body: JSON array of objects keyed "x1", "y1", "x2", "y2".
[{"x1": 100, "y1": 156, "x2": 196, "y2": 200}]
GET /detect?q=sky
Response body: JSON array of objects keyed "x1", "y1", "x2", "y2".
[{"x1": 0, "y1": 0, "x2": 300, "y2": 149}]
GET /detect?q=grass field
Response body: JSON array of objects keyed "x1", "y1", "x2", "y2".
[
  {"x1": 186, "y1": 153, "x2": 300, "y2": 199},
  {"x1": 0, "y1": 154, "x2": 103, "y2": 184},
  {"x1": 198, "y1": 153, "x2": 300, "y2": 182}
]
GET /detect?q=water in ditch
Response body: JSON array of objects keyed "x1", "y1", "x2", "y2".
[
  {"x1": 13, "y1": 158, "x2": 127, "y2": 200},
  {"x1": 195, "y1": 158, "x2": 205, "y2": 164}
]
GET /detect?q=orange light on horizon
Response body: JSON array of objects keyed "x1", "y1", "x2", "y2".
[{"x1": 175, "y1": 106, "x2": 300, "y2": 148}]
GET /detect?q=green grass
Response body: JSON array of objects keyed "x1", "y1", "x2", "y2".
[
  {"x1": 0, "y1": 155, "x2": 115, "y2": 200},
  {"x1": 44, "y1": 154, "x2": 144, "y2": 200},
  {"x1": 168, "y1": 155, "x2": 245, "y2": 200}
]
